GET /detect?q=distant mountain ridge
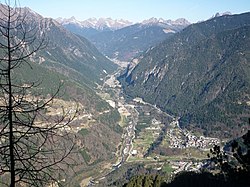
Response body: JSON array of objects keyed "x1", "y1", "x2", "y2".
[
  {"x1": 56, "y1": 12, "x2": 234, "y2": 32},
  {"x1": 56, "y1": 17, "x2": 133, "y2": 31},
  {"x1": 58, "y1": 17, "x2": 190, "y2": 61},
  {"x1": 141, "y1": 17, "x2": 190, "y2": 26},
  {"x1": 57, "y1": 16, "x2": 190, "y2": 31}
]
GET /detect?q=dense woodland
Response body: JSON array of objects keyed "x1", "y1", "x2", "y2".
[{"x1": 120, "y1": 13, "x2": 250, "y2": 138}]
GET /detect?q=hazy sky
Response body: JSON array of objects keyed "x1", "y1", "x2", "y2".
[{"x1": 19, "y1": 0, "x2": 250, "y2": 23}]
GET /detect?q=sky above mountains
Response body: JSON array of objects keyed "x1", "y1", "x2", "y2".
[{"x1": 20, "y1": 0, "x2": 250, "y2": 23}]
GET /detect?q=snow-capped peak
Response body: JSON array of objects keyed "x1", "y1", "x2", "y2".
[
  {"x1": 56, "y1": 16, "x2": 82, "y2": 26},
  {"x1": 211, "y1": 12, "x2": 232, "y2": 19},
  {"x1": 141, "y1": 17, "x2": 190, "y2": 26},
  {"x1": 56, "y1": 17, "x2": 133, "y2": 30}
]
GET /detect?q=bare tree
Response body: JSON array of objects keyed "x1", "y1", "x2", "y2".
[{"x1": 0, "y1": 1, "x2": 77, "y2": 186}]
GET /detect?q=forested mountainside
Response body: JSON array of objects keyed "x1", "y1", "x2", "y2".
[
  {"x1": 119, "y1": 12, "x2": 250, "y2": 137},
  {"x1": 0, "y1": 7, "x2": 117, "y2": 88},
  {"x1": 62, "y1": 18, "x2": 190, "y2": 61},
  {"x1": 40, "y1": 21, "x2": 116, "y2": 87}
]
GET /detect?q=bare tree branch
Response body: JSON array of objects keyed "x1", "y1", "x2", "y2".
[{"x1": 0, "y1": 1, "x2": 77, "y2": 186}]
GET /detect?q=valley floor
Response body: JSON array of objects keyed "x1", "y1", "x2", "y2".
[{"x1": 81, "y1": 62, "x2": 224, "y2": 187}]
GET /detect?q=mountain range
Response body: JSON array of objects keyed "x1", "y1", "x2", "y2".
[
  {"x1": 56, "y1": 16, "x2": 133, "y2": 31},
  {"x1": 119, "y1": 12, "x2": 250, "y2": 138},
  {"x1": 56, "y1": 17, "x2": 190, "y2": 31},
  {"x1": 58, "y1": 17, "x2": 190, "y2": 61}
]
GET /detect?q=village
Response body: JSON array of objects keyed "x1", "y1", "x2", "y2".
[{"x1": 166, "y1": 120, "x2": 220, "y2": 150}]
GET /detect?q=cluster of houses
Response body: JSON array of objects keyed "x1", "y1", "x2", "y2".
[{"x1": 167, "y1": 120, "x2": 220, "y2": 149}]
